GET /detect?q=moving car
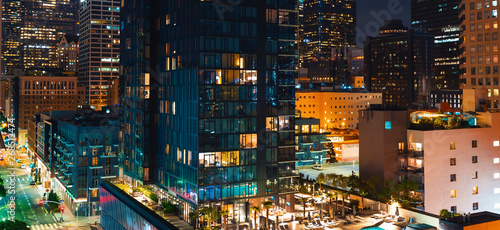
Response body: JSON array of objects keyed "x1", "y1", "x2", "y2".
[
  {"x1": 20, "y1": 164, "x2": 25, "y2": 169},
  {"x1": 312, "y1": 165, "x2": 323, "y2": 171}
]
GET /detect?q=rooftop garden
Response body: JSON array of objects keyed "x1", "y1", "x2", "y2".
[{"x1": 409, "y1": 111, "x2": 479, "y2": 130}]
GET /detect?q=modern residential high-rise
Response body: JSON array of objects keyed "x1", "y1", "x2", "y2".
[
  {"x1": 1, "y1": 0, "x2": 22, "y2": 75},
  {"x1": 459, "y1": 0, "x2": 500, "y2": 111},
  {"x1": 299, "y1": 0, "x2": 356, "y2": 67},
  {"x1": 412, "y1": 0, "x2": 461, "y2": 90},
  {"x1": 364, "y1": 20, "x2": 435, "y2": 109},
  {"x1": 119, "y1": 0, "x2": 299, "y2": 225},
  {"x1": 78, "y1": 0, "x2": 120, "y2": 110},
  {"x1": 57, "y1": 35, "x2": 79, "y2": 73},
  {"x1": 20, "y1": 0, "x2": 79, "y2": 74}
]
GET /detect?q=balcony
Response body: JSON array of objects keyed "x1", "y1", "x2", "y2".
[{"x1": 279, "y1": 170, "x2": 299, "y2": 178}]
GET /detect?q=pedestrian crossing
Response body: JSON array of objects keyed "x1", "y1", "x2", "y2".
[{"x1": 28, "y1": 223, "x2": 62, "y2": 230}]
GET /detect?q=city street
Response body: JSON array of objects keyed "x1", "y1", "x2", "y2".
[{"x1": 0, "y1": 153, "x2": 61, "y2": 229}]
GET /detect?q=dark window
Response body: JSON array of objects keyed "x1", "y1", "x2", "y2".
[
  {"x1": 473, "y1": 202, "x2": 479, "y2": 210},
  {"x1": 450, "y1": 174, "x2": 456, "y2": 182},
  {"x1": 450, "y1": 158, "x2": 456, "y2": 166},
  {"x1": 472, "y1": 140, "x2": 478, "y2": 148},
  {"x1": 472, "y1": 156, "x2": 478, "y2": 163}
]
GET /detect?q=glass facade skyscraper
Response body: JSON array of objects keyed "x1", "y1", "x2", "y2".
[
  {"x1": 412, "y1": 0, "x2": 460, "y2": 90},
  {"x1": 120, "y1": 0, "x2": 299, "y2": 223},
  {"x1": 79, "y1": 0, "x2": 120, "y2": 110},
  {"x1": 299, "y1": 0, "x2": 356, "y2": 67},
  {"x1": 1, "y1": 0, "x2": 22, "y2": 75}
]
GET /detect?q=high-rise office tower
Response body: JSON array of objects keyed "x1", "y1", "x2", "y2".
[
  {"x1": 364, "y1": 20, "x2": 434, "y2": 108},
  {"x1": 20, "y1": 0, "x2": 79, "y2": 74},
  {"x1": 78, "y1": 0, "x2": 120, "y2": 110},
  {"x1": 365, "y1": 20, "x2": 435, "y2": 109},
  {"x1": 120, "y1": 0, "x2": 299, "y2": 222},
  {"x1": 459, "y1": 0, "x2": 500, "y2": 111},
  {"x1": 299, "y1": 0, "x2": 356, "y2": 67},
  {"x1": 1, "y1": 0, "x2": 21, "y2": 75},
  {"x1": 412, "y1": 0, "x2": 461, "y2": 90}
]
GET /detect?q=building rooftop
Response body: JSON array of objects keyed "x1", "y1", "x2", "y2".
[
  {"x1": 441, "y1": 212, "x2": 500, "y2": 226},
  {"x1": 42, "y1": 108, "x2": 119, "y2": 127},
  {"x1": 60, "y1": 35, "x2": 79, "y2": 44}
]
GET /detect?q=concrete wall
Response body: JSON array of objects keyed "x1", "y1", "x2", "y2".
[
  {"x1": 399, "y1": 208, "x2": 440, "y2": 228},
  {"x1": 414, "y1": 113, "x2": 500, "y2": 215},
  {"x1": 359, "y1": 109, "x2": 408, "y2": 186}
]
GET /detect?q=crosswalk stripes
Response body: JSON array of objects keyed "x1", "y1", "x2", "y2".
[{"x1": 28, "y1": 223, "x2": 61, "y2": 229}]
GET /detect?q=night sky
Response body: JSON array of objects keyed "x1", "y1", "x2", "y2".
[{"x1": 356, "y1": 0, "x2": 411, "y2": 47}]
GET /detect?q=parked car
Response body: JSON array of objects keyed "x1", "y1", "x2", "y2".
[
  {"x1": 312, "y1": 165, "x2": 323, "y2": 171},
  {"x1": 20, "y1": 164, "x2": 25, "y2": 169},
  {"x1": 30, "y1": 181, "x2": 35, "y2": 185}
]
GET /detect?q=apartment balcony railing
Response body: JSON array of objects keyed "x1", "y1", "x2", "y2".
[{"x1": 278, "y1": 170, "x2": 299, "y2": 178}]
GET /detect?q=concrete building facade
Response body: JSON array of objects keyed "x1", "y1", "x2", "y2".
[{"x1": 296, "y1": 91, "x2": 382, "y2": 129}]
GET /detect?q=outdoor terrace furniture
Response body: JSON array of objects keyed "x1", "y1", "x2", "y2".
[
  {"x1": 354, "y1": 215, "x2": 364, "y2": 220},
  {"x1": 346, "y1": 215, "x2": 360, "y2": 223},
  {"x1": 284, "y1": 224, "x2": 290, "y2": 230}
]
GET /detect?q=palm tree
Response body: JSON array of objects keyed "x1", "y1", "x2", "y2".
[
  {"x1": 316, "y1": 173, "x2": 326, "y2": 191},
  {"x1": 365, "y1": 176, "x2": 379, "y2": 198},
  {"x1": 359, "y1": 190, "x2": 368, "y2": 210},
  {"x1": 326, "y1": 173, "x2": 336, "y2": 186},
  {"x1": 332, "y1": 191, "x2": 340, "y2": 213},
  {"x1": 300, "y1": 197, "x2": 308, "y2": 217},
  {"x1": 220, "y1": 210, "x2": 229, "y2": 230},
  {"x1": 250, "y1": 206, "x2": 261, "y2": 230},
  {"x1": 263, "y1": 201, "x2": 274, "y2": 230},
  {"x1": 200, "y1": 207, "x2": 216, "y2": 230},
  {"x1": 325, "y1": 193, "x2": 335, "y2": 217},
  {"x1": 189, "y1": 211, "x2": 200, "y2": 230}
]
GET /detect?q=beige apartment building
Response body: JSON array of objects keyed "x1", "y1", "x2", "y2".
[
  {"x1": 296, "y1": 91, "x2": 382, "y2": 129},
  {"x1": 460, "y1": 0, "x2": 500, "y2": 111}
]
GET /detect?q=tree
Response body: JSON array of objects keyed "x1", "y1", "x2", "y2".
[
  {"x1": 0, "y1": 176, "x2": 6, "y2": 197},
  {"x1": 365, "y1": 177, "x2": 379, "y2": 199},
  {"x1": 200, "y1": 206, "x2": 217, "y2": 230},
  {"x1": 189, "y1": 211, "x2": 200, "y2": 230},
  {"x1": 439, "y1": 209, "x2": 452, "y2": 219},
  {"x1": 300, "y1": 197, "x2": 308, "y2": 217},
  {"x1": 299, "y1": 185, "x2": 309, "y2": 194},
  {"x1": 0, "y1": 220, "x2": 29, "y2": 230},
  {"x1": 325, "y1": 193, "x2": 335, "y2": 217},
  {"x1": 316, "y1": 173, "x2": 326, "y2": 191},
  {"x1": 219, "y1": 210, "x2": 229, "y2": 230},
  {"x1": 358, "y1": 190, "x2": 368, "y2": 210},
  {"x1": 263, "y1": 201, "x2": 274, "y2": 230},
  {"x1": 332, "y1": 191, "x2": 340, "y2": 213},
  {"x1": 250, "y1": 206, "x2": 261, "y2": 230},
  {"x1": 398, "y1": 179, "x2": 419, "y2": 201},
  {"x1": 47, "y1": 190, "x2": 61, "y2": 212},
  {"x1": 326, "y1": 173, "x2": 336, "y2": 186}
]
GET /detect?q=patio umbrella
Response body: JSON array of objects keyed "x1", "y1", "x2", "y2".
[
  {"x1": 320, "y1": 210, "x2": 323, "y2": 220},
  {"x1": 386, "y1": 203, "x2": 389, "y2": 213},
  {"x1": 353, "y1": 204, "x2": 356, "y2": 216},
  {"x1": 377, "y1": 202, "x2": 381, "y2": 211},
  {"x1": 341, "y1": 206, "x2": 345, "y2": 218},
  {"x1": 308, "y1": 212, "x2": 311, "y2": 221},
  {"x1": 395, "y1": 206, "x2": 399, "y2": 217}
]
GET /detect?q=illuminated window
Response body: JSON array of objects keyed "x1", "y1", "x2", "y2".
[
  {"x1": 495, "y1": 188, "x2": 500, "y2": 194},
  {"x1": 450, "y1": 142, "x2": 456, "y2": 150},
  {"x1": 495, "y1": 173, "x2": 500, "y2": 179},
  {"x1": 450, "y1": 158, "x2": 456, "y2": 166},
  {"x1": 495, "y1": 203, "x2": 500, "y2": 209},
  {"x1": 473, "y1": 171, "x2": 478, "y2": 179},
  {"x1": 473, "y1": 187, "x2": 478, "y2": 195},
  {"x1": 494, "y1": 141, "x2": 499, "y2": 146},
  {"x1": 450, "y1": 190, "x2": 457, "y2": 198},
  {"x1": 385, "y1": 121, "x2": 392, "y2": 129},
  {"x1": 495, "y1": 158, "x2": 500, "y2": 164}
]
